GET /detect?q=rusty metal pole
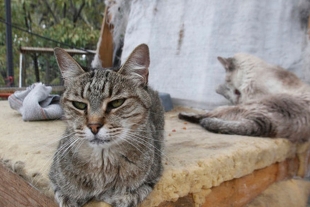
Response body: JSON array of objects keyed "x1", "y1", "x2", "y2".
[{"x1": 5, "y1": 0, "x2": 14, "y2": 86}]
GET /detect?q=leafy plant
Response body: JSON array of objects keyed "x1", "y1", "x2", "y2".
[{"x1": 0, "y1": 0, "x2": 104, "y2": 86}]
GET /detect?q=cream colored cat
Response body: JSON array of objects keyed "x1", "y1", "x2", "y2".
[{"x1": 179, "y1": 53, "x2": 310, "y2": 142}]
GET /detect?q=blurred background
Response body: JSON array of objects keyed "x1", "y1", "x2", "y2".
[{"x1": 0, "y1": 0, "x2": 104, "y2": 87}]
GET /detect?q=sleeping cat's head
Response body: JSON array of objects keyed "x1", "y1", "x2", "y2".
[
  {"x1": 216, "y1": 82, "x2": 241, "y2": 104},
  {"x1": 54, "y1": 44, "x2": 152, "y2": 149},
  {"x1": 217, "y1": 53, "x2": 271, "y2": 87},
  {"x1": 217, "y1": 56, "x2": 241, "y2": 104},
  {"x1": 217, "y1": 56, "x2": 238, "y2": 87}
]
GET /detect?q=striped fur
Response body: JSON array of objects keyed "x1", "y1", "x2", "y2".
[{"x1": 49, "y1": 44, "x2": 165, "y2": 207}]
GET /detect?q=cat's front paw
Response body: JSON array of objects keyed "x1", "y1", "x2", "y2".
[
  {"x1": 104, "y1": 195, "x2": 139, "y2": 207},
  {"x1": 54, "y1": 191, "x2": 70, "y2": 207},
  {"x1": 54, "y1": 191, "x2": 88, "y2": 207}
]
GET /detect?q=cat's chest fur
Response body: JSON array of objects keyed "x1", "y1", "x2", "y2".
[{"x1": 71, "y1": 145, "x2": 131, "y2": 183}]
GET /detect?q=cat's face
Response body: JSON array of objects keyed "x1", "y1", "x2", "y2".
[
  {"x1": 216, "y1": 82, "x2": 241, "y2": 104},
  {"x1": 54, "y1": 44, "x2": 151, "y2": 149},
  {"x1": 217, "y1": 56, "x2": 241, "y2": 104},
  {"x1": 217, "y1": 57, "x2": 236, "y2": 83}
]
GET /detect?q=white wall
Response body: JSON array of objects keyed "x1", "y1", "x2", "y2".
[{"x1": 121, "y1": 0, "x2": 309, "y2": 110}]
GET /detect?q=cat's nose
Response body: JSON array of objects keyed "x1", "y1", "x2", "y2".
[{"x1": 87, "y1": 123, "x2": 103, "y2": 135}]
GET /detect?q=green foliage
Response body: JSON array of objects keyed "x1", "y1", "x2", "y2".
[{"x1": 0, "y1": 0, "x2": 104, "y2": 86}]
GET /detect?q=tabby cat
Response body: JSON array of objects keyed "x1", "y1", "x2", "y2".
[
  {"x1": 179, "y1": 53, "x2": 310, "y2": 142},
  {"x1": 49, "y1": 44, "x2": 165, "y2": 207}
]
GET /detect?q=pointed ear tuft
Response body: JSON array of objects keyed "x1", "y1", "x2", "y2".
[
  {"x1": 118, "y1": 44, "x2": 150, "y2": 86},
  {"x1": 217, "y1": 56, "x2": 234, "y2": 72},
  {"x1": 54, "y1": 48, "x2": 85, "y2": 86}
]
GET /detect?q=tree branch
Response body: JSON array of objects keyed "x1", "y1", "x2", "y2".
[
  {"x1": 63, "y1": 2, "x2": 67, "y2": 18},
  {"x1": 73, "y1": 0, "x2": 86, "y2": 24},
  {"x1": 22, "y1": 2, "x2": 30, "y2": 31},
  {"x1": 41, "y1": 0, "x2": 59, "y2": 24}
]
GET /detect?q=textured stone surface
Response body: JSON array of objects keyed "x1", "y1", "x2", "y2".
[{"x1": 0, "y1": 101, "x2": 309, "y2": 206}]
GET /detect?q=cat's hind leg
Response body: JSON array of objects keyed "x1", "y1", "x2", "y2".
[{"x1": 200, "y1": 116, "x2": 275, "y2": 137}]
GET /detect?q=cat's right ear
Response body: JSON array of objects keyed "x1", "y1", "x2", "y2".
[
  {"x1": 217, "y1": 56, "x2": 233, "y2": 72},
  {"x1": 118, "y1": 44, "x2": 150, "y2": 86},
  {"x1": 54, "y1": 48, "x2": 85, "y2": 86}
]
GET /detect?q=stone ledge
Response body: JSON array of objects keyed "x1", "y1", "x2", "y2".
[{"x1": 0, "y1": 102, "x2": 309, "y2": 207}]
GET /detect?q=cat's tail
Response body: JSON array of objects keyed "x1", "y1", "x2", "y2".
[{"x1": 178, "y1": 112, "x2": 208, "y2": 123}]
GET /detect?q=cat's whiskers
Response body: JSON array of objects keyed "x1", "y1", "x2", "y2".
[
  {"x1": 117, "y1": 138, "x2": 154, "y2": 172},
  {"x1": 18, "y1": 132, "x2": 77, "y2": 149},
  {"x1": 32, "y1": 138, "x2": 87, "y2": 188},
  {"x1": 123, "y1": 132, "x2": 172, "y2": 165},
  {"x1": 34, "y1": 132, "x2": 77, "y2": 164},
  {"x1": 106, "y1": 128, "x2": 122, "y2": 137},
  {"x1": 120, "y1": 135, "x2": 149, "y2": 155},
  {"x1": 36, "y1": 136, "x2": 84, "y2": 177},
  {"x1": 123, "y1": 129, "x2": 166, "y2": 143},
  {"x1": 30, "y1": 132, "x2": 81, "y2": 188},
  {"x1": 109, "y1": 124, "x2": 167, "y2": 143},
  {"x1": 50, "y1": 139, "x2": 85, "y2": 180},
  {"x1": 57, "y1": 138, "x2": 85, "y2": 160},
  {"x1": 114, "y1": 126, "x2": 165, "y2": 136}
]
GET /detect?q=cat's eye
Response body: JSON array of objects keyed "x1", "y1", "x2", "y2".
[
  {"x1": 109, "y1": 98, "x2": 125, "y2": 109},
  {"x1": 72, "y1": 101, "x2": 87, "y2": 110}
]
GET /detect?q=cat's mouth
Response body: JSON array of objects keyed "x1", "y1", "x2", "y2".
[{"x1": 89, "y1": 138, "x2": 111, "y2": 145}]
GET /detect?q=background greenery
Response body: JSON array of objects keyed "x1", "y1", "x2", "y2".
[{"x1": 0, "y1": 0, "x2": 104, "y2": 86}]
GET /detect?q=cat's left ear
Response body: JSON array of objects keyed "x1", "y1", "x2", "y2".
[
  {"x1": 118, "y1": 44, "x2": 150, "y2": 86},
  {"x1": 54, "y1": 48, "x2": 85, "y2": 86},
  {"x1": 217, "y1": 56, "x2": 233, "y2": 72}
]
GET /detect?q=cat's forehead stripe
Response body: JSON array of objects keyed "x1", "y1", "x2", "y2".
[
  {"x1": 103, "y1": 70, "x2": 113, "y2": 97},
  {"x1": 83, "y1": 82, "x2": 91, "y2": 99},
  {"x1": 81, "y1": 69, "x2": 114, "y2": 100},
  {"x1": 90, "y1": 70, "x2": 97, "y2": 85}
]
